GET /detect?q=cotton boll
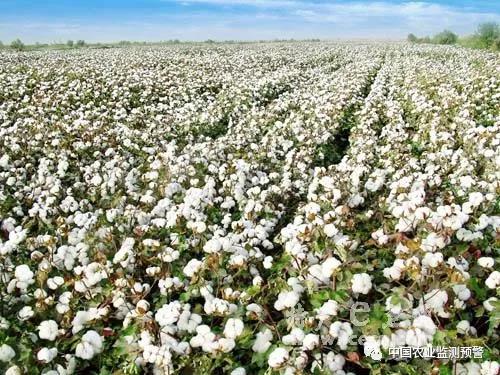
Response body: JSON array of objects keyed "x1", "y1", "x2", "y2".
[
  {"x1": 329, "y1": 321, "x2": 353, "y2": 350},
  {"x1": 224, "y1": 318, "x2": 244, "y2": 339},
  {"x1": 18, "y1": 306, "x2": 34, "y2": 321},
  {"x1": 316, "y1": 300, "x2": 339, "y2": 320},
  {"x1": 268, "y1": 347, "x2": 289, "y2": 368},
  {"x1": 321, "y1": 257, "x2": 341, "y2": 277},
  {"x1": 75, "y1": 330, "x2": 103, "y2": 359},
  {"x1": 5, "y1": 366, "x2": 21, "y2": 375},
  {"x1": 480, "y1": 361, "x2": 500, "y2": 375},
  {"x1": 0, "y1": 344, "x2": 15, "y2": 362},
  {"x1": 183, "y1": 259, "x2": 203, "y2": 277},
  {"x1": 323, "y1": 223, "x2": 338, "y2": 237},
  {"x1": 422, "y1": 252, "x2": 443, "y2": 268},
  {"x1": 252, "y1": 329, "x2": 272, "y2": 353},
  {"x1": 351, "y1": 273, "x2": 372, "y2": 294},
  {"x1": 363, "y1": 336, "x2": 382, "y2": 360},
  {"x1": 485, "y1": 271, "x2": 500, "y2": 289},
  {"x1": 302, "y1": 334, "x2": 319, "y2": 351},
  {"x1": 38, "y1": 320, "x2": 59, "y2": 341},
  {"x1": 37, "y1": 347, "x2": 58, "y2": 363},
  {"x1": 263, "y1": 256, "x2": 273, "y2": 269},
  {"x1": 274, "y1": 291, "x2": 299, "y2": 311},
  {"x1": 478, "y1": 257, "x2": 494, "y2": 269},
  {"x1": 282, "y1": 328, "x2": 305, "y2": 345},
  {"x1": 231, "y1": 367, "x2": 246, "y2": 375}
]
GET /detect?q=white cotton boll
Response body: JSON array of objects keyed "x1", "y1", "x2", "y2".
[
  {"x1": 351, "y1": 273, "x2": 372, "y2": 294},
  {"x1": 282, "y1": 328, "x2": 305, "y2": 345},
  {"x1": 38, "y1": 320, "x2": 59, "y2": 341},
  {"x1": 5, "y1": 365, "x2": 21, "y2": 375},
  {"x1": 484, "y1": 297, "x2": 498, "y2": 312},
  {"x1": 323, "y1": 223, "x2": 338, "y2": 237},
  {"x1": 424, "y1": 290, "x2": 449, "y2": 318},
  {"x1": 268, "y1": 347, "x2": 289, "y2": 368},
  {"x1": 452, "y1": 284, "x2": 471, "y2": 301},
  {"x1": 183, "y1": 259, "x2": 203, "y2": 277},
  {"x1": 321, "y1": 257, "x2": 341, "y2": 277},
  {"x1": 325, "y1": 352, "x2": 345, "y2": 373},
  {"x1": 413, "y1": 316, "x2": 436, "y2": 337},
  {"x1": 223, "y1": 318, "x2": 244, "y2": 339},
  {"x1": 478, "y1": 257, "x2": 494, "y2": 268},
  {"x1": 217, "y1": 338, "x2": 236, "y2": 353},
  {"x1": 231, "y1": 367, "x2": 246, "y2": 375},
  {"x1": 203, "y1": 238, "x2": 222, "y2": 254},
  {"x1": 371, "y1": 229, "x2": 388, "y2": 245},
  {"x1": 18, "y1": 306, "x2": 34, "y2": 321},
  {"x1": 75, "y1": 330, "x2": 103, "y2": 360},
  {"x1": 422, "y1": 252, "x2": 443, "y2": 268},
  {"x1": 481, "y1": 361, "x2": 500, "y2": 375},
  {"x1": 252, "y1": 329, "x2": 272, "y2": 353},
  {"x1": 0, "y1": 154, "x2": 10, "y2": 169},
  {"x1": 485, "y1": 271, "x2": 500, "y2": 289},
  {"x1": 15, "y1": 264, "x2": 34, "y2": 283},
  {"x1": 274, "y1": 291, "x2": 299, "y2": 311},
  {"x1": 468, "y1": 192, "x2": 484, "y2": 207},
  {"x1": 90, "y1": 174, "x2": 103, "y2": 186},
  {"x1": 47, "y1": 276, "x2": 64, "y2": 290},
  {"x1": 0, "y1": 344, "x2": 15, "y2": 362},
  {"x1": 37, "y1": 347, "x2": 58, "y2": 363},
  {"x1": 302, "y1": 334, "x2": 319, "y2": 351},
  {"x1": 316, "y1": 300, "x2": 339, "y2": 320},
  {"x1": 193, "y1": 221, "x2": 207, "y2": 234},
  {"x1": 383, "y1": 259, "x2": 405, "y2": 281},
  {"x1": 329, "y1": 321, "x2": 353, "y2": 350},
  {"x1": 363, "y1": 336, "x2": 382, "y2": 360},
  {"x1": 456, "y1": 320, "x2": 471, "y2": 335},
  {"x1": 263, "y1": 256, "x2": 273, "y2": 269}
]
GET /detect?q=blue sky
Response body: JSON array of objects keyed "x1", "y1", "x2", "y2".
[{"x1": 1, "y1": 1, "x2": 499, "y2": 43}]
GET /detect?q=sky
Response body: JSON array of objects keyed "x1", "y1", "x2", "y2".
[{"x1": 1, "y1": 0, "x2": 499, "y2": 43}]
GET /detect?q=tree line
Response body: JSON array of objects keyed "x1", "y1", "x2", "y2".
[{"x1": 408, "y1": 22, "x2": 500, "y2": 50}]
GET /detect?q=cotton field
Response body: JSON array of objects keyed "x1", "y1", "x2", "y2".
[{"x1": 0, "y1": 43, "x2": 499, "y2": 375}]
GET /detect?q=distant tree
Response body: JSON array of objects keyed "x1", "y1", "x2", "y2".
[
  {"x1": 407, "y1": 33, "x2": 418, "y2": 43},
  {"x1": 0, "y1": 41, "x2": 3, "y2": 48},
  {"x1": 433, "y1": 30, "x2": 458, "y2": 45},
  {"x1": 67, "y1": 40, "x2": 74, "y2": 47},
  {"x1": 475, "y1": 22, "x2": 499, "y2": 49},
  {"x1": 76, "y1": 40, "x2": 85, "y2": 47},
  {"x1": 11, "y1": 38, "x2": 25, "y2": 51}
]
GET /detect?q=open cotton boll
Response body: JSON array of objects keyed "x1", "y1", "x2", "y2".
[
  {"x1": 282, "y1": 327, "x2": 305, "y2": 345},
  {"x1": 75, "y1": 330, "x2": 103, "y2": 359},
  {"x1": 38, "y1": 320, "x2": 59, "y2": 341},
  {"x1": 183, "y1": 259, "x2": 203, "y2": 277},
  {"x1": 329, "y1": 321, "x2": 353, "y2": 350},
  {"x1": 274, "y1": 291, "x2": 300, "y2": 311},
  {"x1": 252, "y1": 329, "x2": 273, "y2": 353},
  {"x1": 0, "y1": 344, "x2": 15, "y2": 362},
  {"x1": 351, "y1": 273, "x2": 372, "y2": 294},
  {"x1": 485, "y1": 271, "x2": 500, "y2": 289},
  {"x1": 37, "y1": 347, "x2": 58, "y2": 363},
  {"x1": 223, "y1": 318, "x2": 244, "y2": 339},
  {"x1": 268, "y1": 347, "x2": 289, "y2": 368},
  {"x1": 477, "y1": 257, "x2": 494, "y2": 268}
]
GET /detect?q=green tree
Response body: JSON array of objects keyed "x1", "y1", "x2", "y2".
[
  {"x1": 67, "y1": 40, "x2": 74, "y2": 47},
  {"x1": 433, "y1": 30, "x2": 458, "y2": 45},
  {"x1": 475, "y1": 22, "x2": 499, "y2": 49},
  {"x1": 407, "y1": 33, "x2": 418, "y2": 43},
  {"x1": 11, "y1": 38, "x2": 25, "y2": 51},
  {"x1": 76, "y1": 40, "x2": 85, "y2": 47}
]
